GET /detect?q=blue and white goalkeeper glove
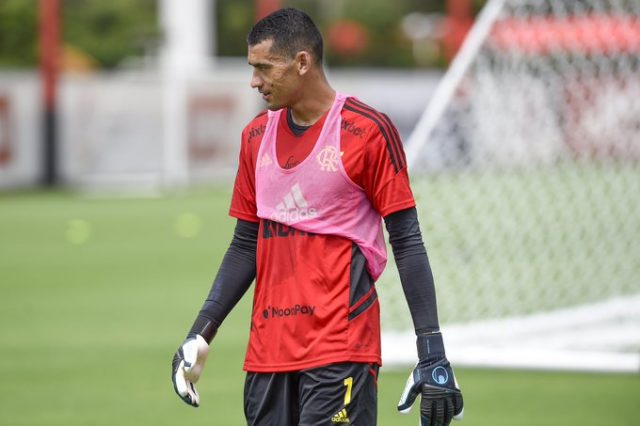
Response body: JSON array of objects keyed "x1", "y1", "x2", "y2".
[
  {"x1": 398, "y1": 332, "x2": 464, "y2": 426},
  {"x1": 171, "y1": 335, "x2": 210, "y2": 407}
]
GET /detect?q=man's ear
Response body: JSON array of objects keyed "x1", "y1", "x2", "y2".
[{"x1": 296, "y1": 51, "x2": 312, "y2": 76}]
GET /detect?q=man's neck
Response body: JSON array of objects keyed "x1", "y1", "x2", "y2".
[{"x1": 289, "y1": 81, "x2": 335, "y2": 127}]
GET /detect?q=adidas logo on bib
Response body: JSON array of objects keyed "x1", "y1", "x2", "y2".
[
  {"x1": 271, "y1": 183, "x2": 317, "y2": 223},
  {"x1": 258, "y1": 153, "x2": 272, "y2": 168}
]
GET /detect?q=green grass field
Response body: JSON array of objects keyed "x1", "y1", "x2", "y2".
[{"x1": 1, "y1": 187, "x2": 638, "y2": 425}]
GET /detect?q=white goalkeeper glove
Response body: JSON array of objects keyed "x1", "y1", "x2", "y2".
[
  {"x1": 397, "y1": 332, "x2": 464, "y2": 426},
  {"x1": 171, "y1": 335, "x2": 210, "y2": 407}
]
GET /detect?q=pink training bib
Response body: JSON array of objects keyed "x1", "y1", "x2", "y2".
[{"x1": 255, "y1": 92, "x2": 387, "y2": 280}]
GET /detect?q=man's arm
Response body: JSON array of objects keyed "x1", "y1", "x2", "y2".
[
  {"x1": 171, "y1": 219, "x2": 258, "y2": 407},
  {"x1": 384, "y1": 207, "x2": 439, "y2": 334},
  {"x1": 188, "y1": 219, "x2": 258, "y2": 341},
  {"x1": 385, "y1": 207, "x2": 464, "y2": 425}
]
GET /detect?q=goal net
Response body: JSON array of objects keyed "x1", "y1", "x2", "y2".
[{"x1": 379, "y1": 0, "x2": 640, "y2": 372}]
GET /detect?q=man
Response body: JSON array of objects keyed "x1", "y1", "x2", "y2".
[{"x1": 172, "y1": 7, "x2": 463, "y2": 426}]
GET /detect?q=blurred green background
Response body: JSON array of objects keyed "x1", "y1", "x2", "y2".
[
  {"x1": 1, "y1": 188, "x2": 638, "y2": 425},
  {"x1": 0, "y1": 0, "x2": 486, "y2": 70}
]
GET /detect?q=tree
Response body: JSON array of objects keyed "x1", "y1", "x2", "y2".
[
  {"x1": 63, "y1": 0, "x2": 159, "y2": 69},
  {"x1": 0, "y1": 0, "x2": 38, "y2": 67},
  {"x1": 0, "y1": 0, "x2": 159, "y2": 70}
]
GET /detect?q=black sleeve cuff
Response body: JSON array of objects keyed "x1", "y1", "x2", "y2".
[{"x1": 188, "y1": 315, "x2": 218, "y2": 344}]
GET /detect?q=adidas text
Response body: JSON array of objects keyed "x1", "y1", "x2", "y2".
[
  {"x1": 271, "y1": 183, "x2": 317, "y2": 223},
  {"x1": 331, "y1": 408, "x2": 350, "y2": 424},
  {"x1": 271, "y1": 207, "x2": 318, "y2": 223}
]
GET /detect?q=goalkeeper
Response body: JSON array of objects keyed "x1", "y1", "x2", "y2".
[{"x1": 172, "y1": 7, "x2": 463, "y2": 426}]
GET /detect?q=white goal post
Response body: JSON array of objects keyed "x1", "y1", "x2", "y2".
[{"x1": 380, "y1": 0, "x2": 640, "y2": 373}]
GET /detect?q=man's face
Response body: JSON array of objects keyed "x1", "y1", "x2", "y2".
[{"x1": 248, "y1": 39, "x2": 301, "y2": 110}]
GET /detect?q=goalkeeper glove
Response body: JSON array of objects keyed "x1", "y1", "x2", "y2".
[
  {"x1": 171, "y1": 316, "x2": 217, "y2": 407},
  {"x1": 397, "y1": 332, "x2": 464, "y2": 426},
  {"x1": 171, "y1": 335, "x2": 210, "y2": 407}
]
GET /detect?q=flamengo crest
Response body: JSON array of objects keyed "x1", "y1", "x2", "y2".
[{"x1": 317, "y1": 146, "x2": 340, "y2": 172}]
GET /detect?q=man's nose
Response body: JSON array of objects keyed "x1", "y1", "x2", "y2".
[{"x1": 250, "y1": 71, "x2": 262, "y2": 89}]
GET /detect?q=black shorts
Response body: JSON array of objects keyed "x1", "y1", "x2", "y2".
[{"x1": 244, "y1": 362, "x2": 379, "y2": 425}]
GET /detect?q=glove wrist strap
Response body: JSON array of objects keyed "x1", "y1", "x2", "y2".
[
  {"x1": 188, "y1": 315, "x2": 218, "y2": 344},
  {"x1": 416, "y1": 331, "x2": 445, "y2": 361}
]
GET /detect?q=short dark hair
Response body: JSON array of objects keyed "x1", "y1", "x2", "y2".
[{"x1": 247, "y1": 8, "x2": 323, "y2": 64}]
